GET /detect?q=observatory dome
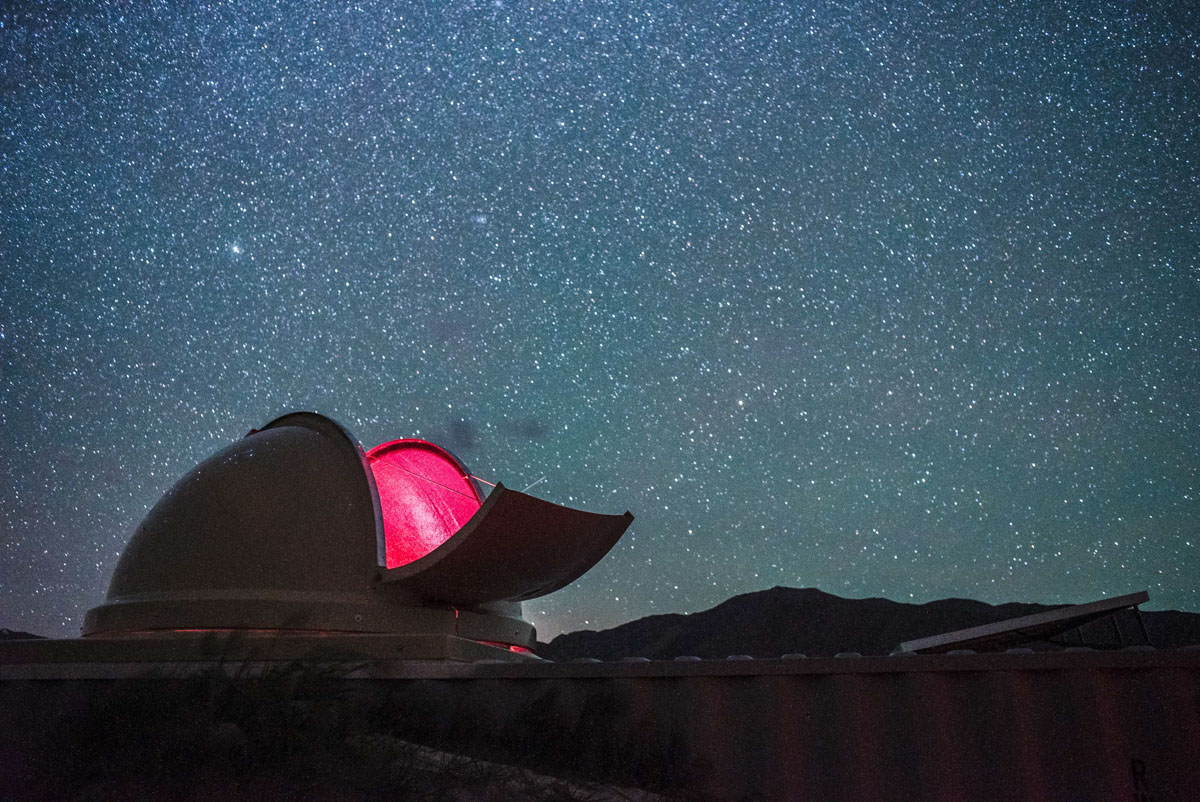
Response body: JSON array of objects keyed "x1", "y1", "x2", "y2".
[{"x1": 82, "y1": 412, "x2": 631, "y2": 651}]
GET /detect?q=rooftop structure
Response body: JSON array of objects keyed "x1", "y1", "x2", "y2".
[
  {"x1": 896, "y1": 591, "x2": 1152, "y2": 654},
  {"x1": 67, "y1": 411, "x2": 633, "y2": 661}
]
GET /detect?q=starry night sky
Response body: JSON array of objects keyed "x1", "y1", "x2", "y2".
[{"x1": 2, "y1": 1, "x2": 1197, "y2": 639}]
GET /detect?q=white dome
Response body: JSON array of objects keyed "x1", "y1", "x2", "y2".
[{"x1": 83, "y1": 412, "x2": 531, "y2": 646}]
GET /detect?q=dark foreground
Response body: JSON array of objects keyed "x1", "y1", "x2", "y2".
[
  {"x1": 3, "y1": 648, "x2": 1199, "y2": 801},
  {"x1": 0, "y1": 662, "x2": 667, "y2": 801}
]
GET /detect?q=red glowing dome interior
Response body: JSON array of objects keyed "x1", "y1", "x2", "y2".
[{"x1": 366, "y1": 439, "x2": 484, "y2": 569}]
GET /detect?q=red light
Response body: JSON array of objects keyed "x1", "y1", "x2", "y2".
[
  {"x1": 366, "y1": 439, "x2": 483, "y2": 569},
  {"x1": 475, "y1": 639, "x2": 533, "y2": 654}
]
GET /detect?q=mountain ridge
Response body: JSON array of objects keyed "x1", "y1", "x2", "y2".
[{"x1": 540, "y1": 586, "x2": 1200, "y2": 661}]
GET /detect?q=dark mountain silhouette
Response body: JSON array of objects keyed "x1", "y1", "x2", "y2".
[
  {"x1": 539, "y1": 587, "x2": 1200, "y2": 661},
  {"x1": 0, "y1": 628, "x2": 44, "y2": 641}
]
